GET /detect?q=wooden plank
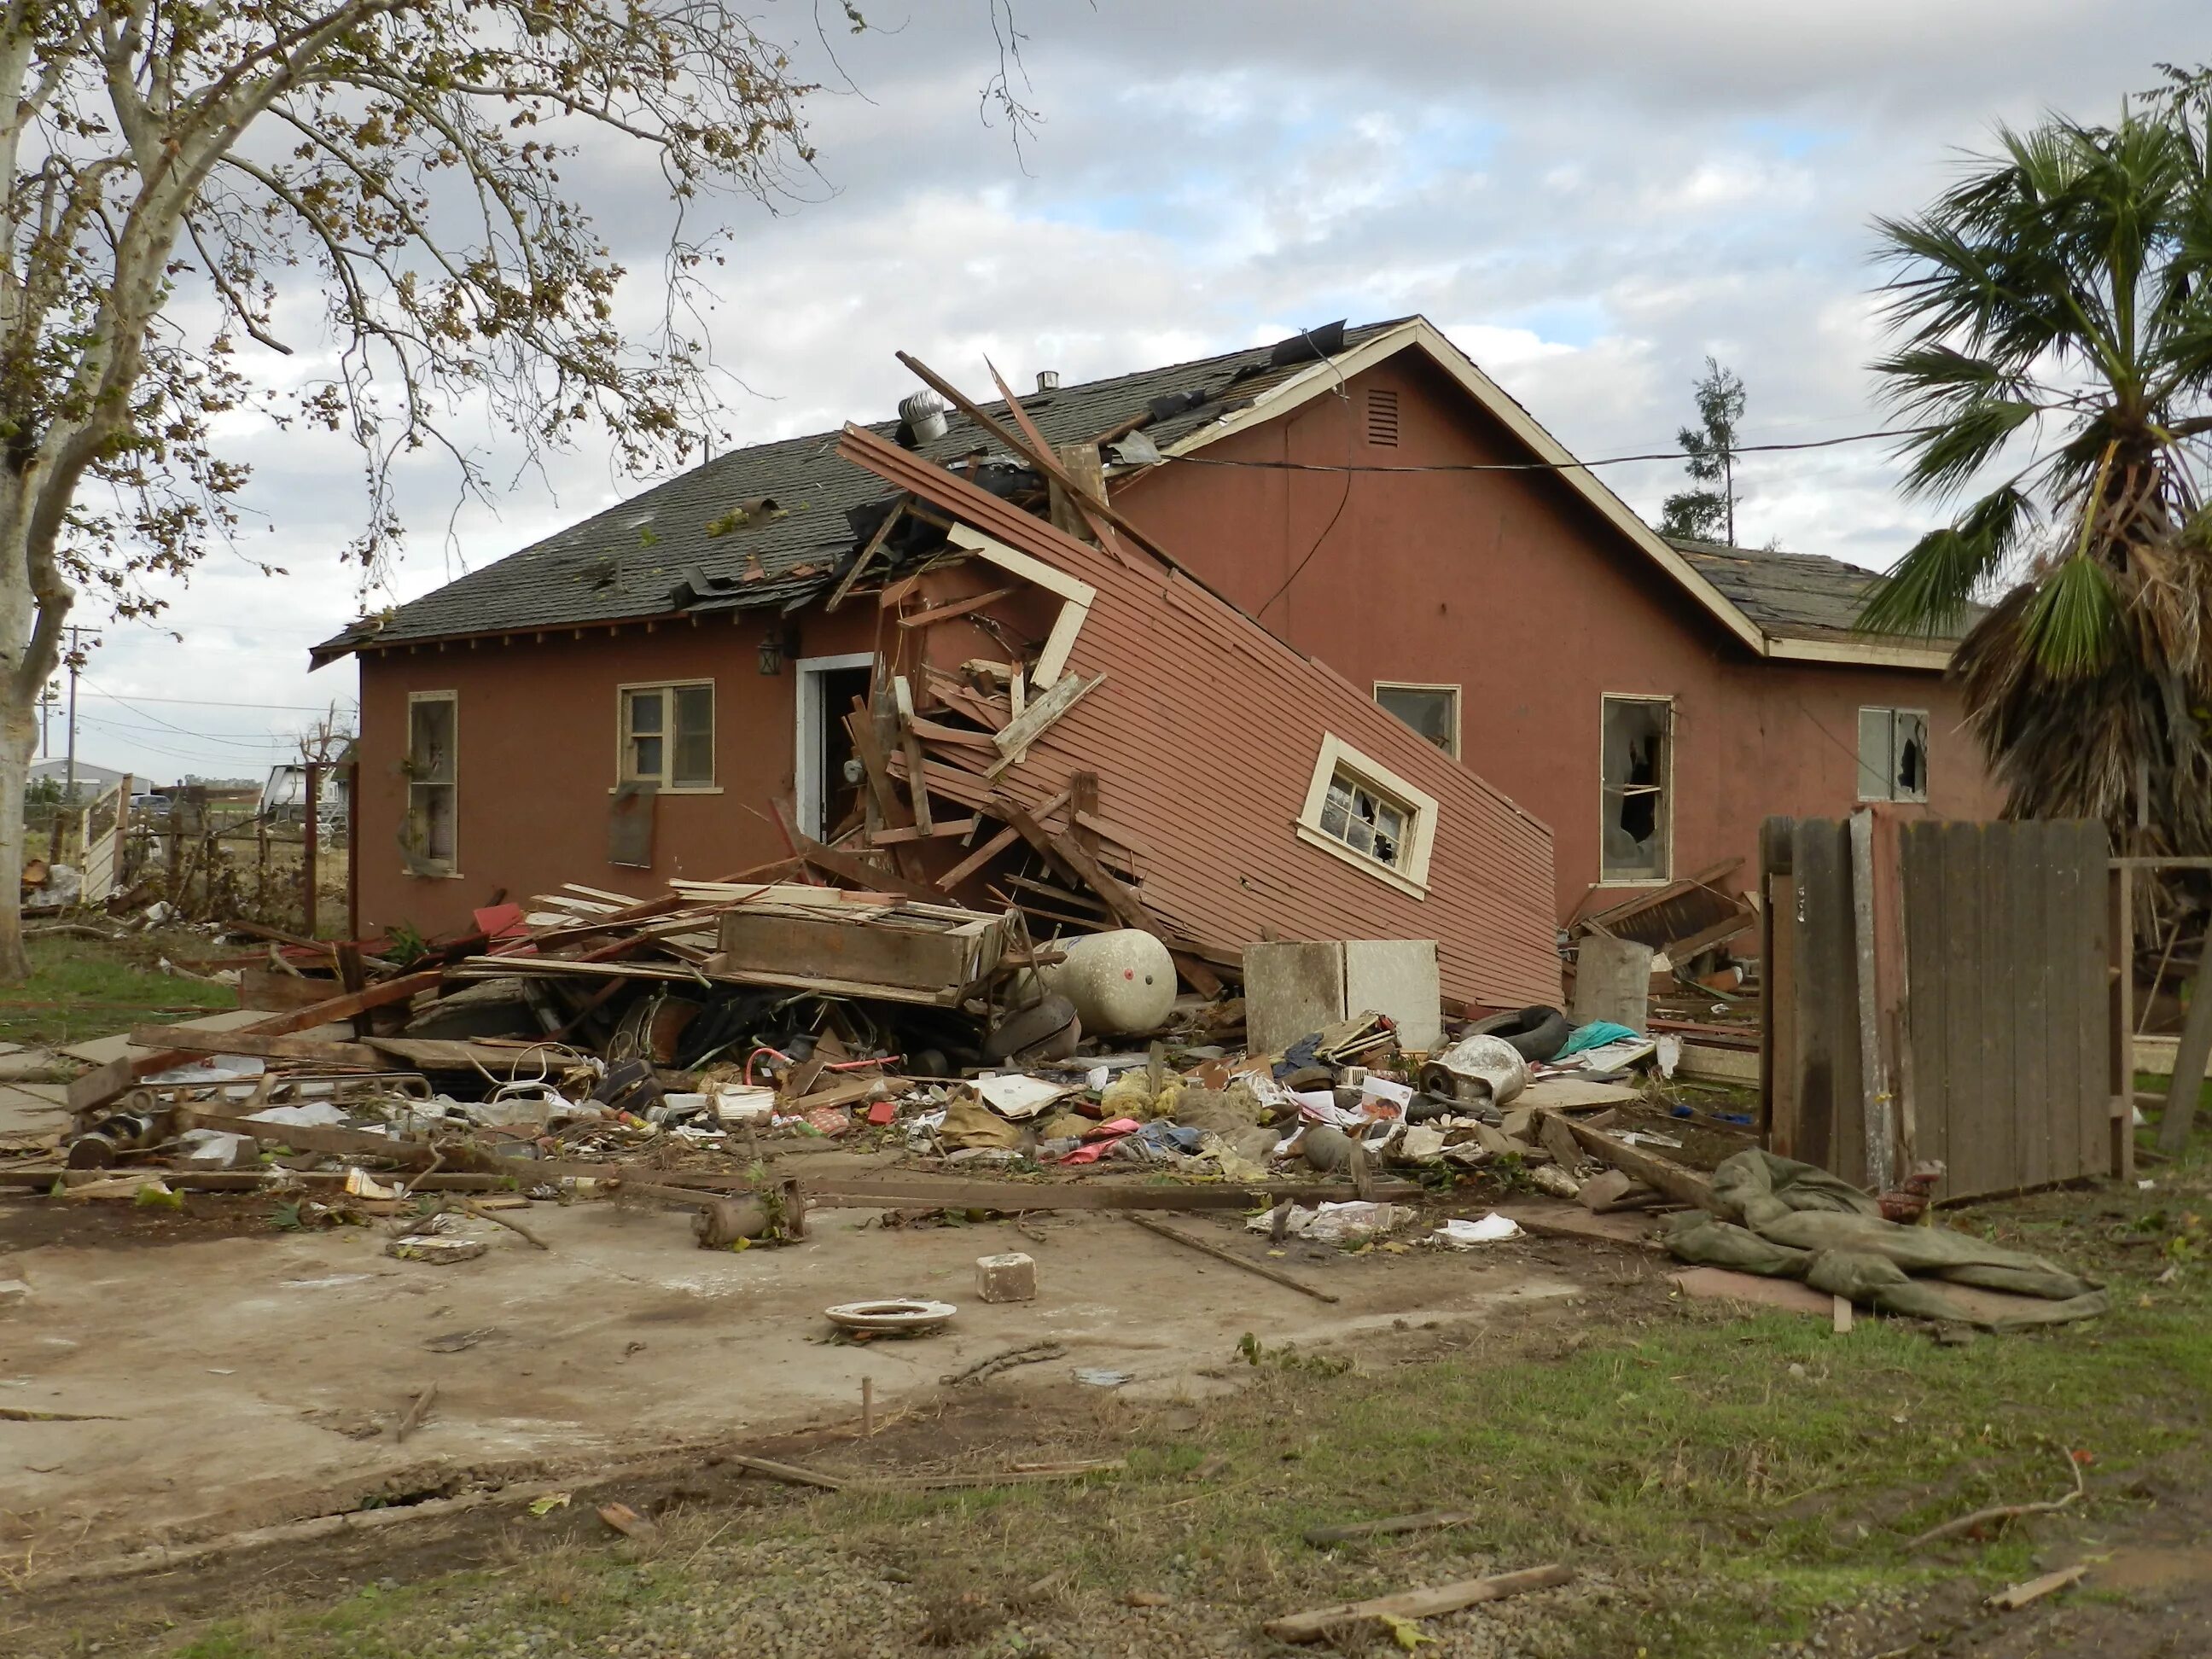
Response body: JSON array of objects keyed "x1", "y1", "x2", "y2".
[
  {"x1": 1261, "y1": 1565, "x2": 1574, "y2": 1642},
  {"x1": 795, "y1": 834, "x2": 955, "y2": 905},
  {"x1": 363, "y1": 1037, "x2": 585, "y2": 1073},
  {"x1": 2115, "y1": 861, "x2": 2137, "y2": 1179},
  {"x1": 1761, "y1": 817, "x2": 1796, "y2": 1154},
  {"x1": 125, "y1": 1025, "x2": 388, "y2": 1068},
  {"x1": 1660, "y1": 905, "x2": 1755, "y2": 963},
  {"x1": 1868, "y1": 807, "x2": 1912, "y2": 1177},
  {"x1": 2080, "y1": 824, "x2": 2115, "y2": 1181},
  {"x1": 1123, "y1": 1214, "x2": 1340, "y2": 1302},
  {"x1": 988, "y1": 671, "x2": 1102, "y2": 763},
  {"x1": 868, "y1": 817, "x2": 981, "y2": 846},
  {"x1": 180, "y1": 1109, "x2": 443, "y2": 1167},
  {"x1": 1552, "y1": 1115, "x2": 1726, "y2": 1215},
  {"x1": 894, "y1": 585, "x2": 1016, "y2": 630},
  {"x1": 824, "y1": 500, "x2": 904, "y2": 613},
  {"x1": 1074, "y1": 808, "x2": 1155, "y2": 861},
  {"x1": 1302, "y1": 1511, "x2": 1478, "y2": 1549},
  {"x1": 1969, "y1": 823, "x2": 2010, "y2": 1199},
  {"x1": 800, "y1": 1177, "x2": 1423, "y2": 1212},
  {"x1": 1582, "y1": 857, "x2": 1743, "y2": 934},
  {"x1": 2018, "y1": 824, "x2": 2054, "y2": 1193},
  {"x1": 68, "y1": 969, "x2": 444, "y2": 1114},
  {"x1": 908, "y1": 719, "x2": 998, "y2": 751},
  {"x1": 844, "y1": 707, "x2": 911, "y2": 835},
  {"x1": 1791, "y1": 822, "x2": 1849, "y2": 1178},
  {"x1": 1848, "y1": 811, "x2": 1891, "y2": 1190},
  {"x1": 715, "y1": 909, "x2": 981, "y2": 993},
  {"x1": 1900, "y1": 822, "x2": 1948, "y2": 1184}
]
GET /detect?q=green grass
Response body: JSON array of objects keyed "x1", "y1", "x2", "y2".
[
  {"x1": 0, "y1": 931, "x2": 233, "y2": 1051},
  {"x1": 71, "y1": 1122, "x2": 2212, "y2": 1659}
]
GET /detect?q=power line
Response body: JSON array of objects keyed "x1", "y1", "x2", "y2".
[
  {"x1": 1157, "y1": 422, "x2": 1946, "y2": 475},
  {"x1": 81, "y1": 690, "x2": 353, "y2": 713}
]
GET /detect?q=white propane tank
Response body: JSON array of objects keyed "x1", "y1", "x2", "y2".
[{"x1": 1037, "y1": 928, "x2": 1178, "y2": 1036}]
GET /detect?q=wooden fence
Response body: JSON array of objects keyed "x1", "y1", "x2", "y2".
[{"x1": 1762, "y1": 812, "x2": 2114, "y2": 1202}]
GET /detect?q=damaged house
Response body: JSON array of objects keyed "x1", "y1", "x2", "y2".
[{"x1": 311, "y1": 317, "x2": 1994, "y2": 998}]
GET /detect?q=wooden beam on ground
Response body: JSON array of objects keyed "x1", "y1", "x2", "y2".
[
  {"x1": 1551, "y1": 1114, "x2": 1726, "y2": 1216},
  {"x1": 800, "y1": 1177, "x2": 1421, "y2": 1212},
  {"x1": 1261, "y1": 1565, "x2": 1575, "y2": 1643},
  {"x1": 125, "y1": 1026, "x2": 390, "y2": 1068},
  {"x1": 69, "y1": 969, "x2": 445, "y2": 1115},
  {"x1": 1123, "y1": 1213, "x2": 1339, "y2": 1302}
]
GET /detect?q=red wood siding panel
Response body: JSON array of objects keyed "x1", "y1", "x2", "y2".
[
  {"x1": 838, "y1": 424, "x2": 1559, "y2": 1009},
  {"x1": 1112, "y1": 352, "x2": 2005, "y2": 918}
]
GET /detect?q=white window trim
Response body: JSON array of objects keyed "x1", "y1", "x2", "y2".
[
  {"x1": 1857, "y1": 706, "x2": 1930, "y2": 804},
  {"x1": 1295, "y1": 733, "x2": 1439, "y2": 899},
  {"x1": 405, "y1": 689, "x2": 462, "y2": 879},
  {"x1": 1372, "y1": 680, "x2": 1461, "y2": 760},
  {"x1": 795, "y1": 652, "x2": 876, "y2": 839},
  {"x1": 616, "y1": 678, "x2": 718, "y2": 794},
  {"x1": 1599, "y1": 692, "x2": 1674, "y2": 888},
  {"x1": 946, "y1": 521, "x2": 1097, "y2": 689}
]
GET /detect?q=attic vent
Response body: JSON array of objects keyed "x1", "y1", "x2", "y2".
[{"x1": 1365, "y1": 387, "x2": 1400, "y2": 448}]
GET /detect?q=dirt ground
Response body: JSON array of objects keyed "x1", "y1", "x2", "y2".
[{"x1": 0, "y1": 1164, "x2": 1588, "y2": 1569}]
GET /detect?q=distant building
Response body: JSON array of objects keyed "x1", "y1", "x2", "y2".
[
  {"x1": 27, "y1": 759, "x2": 127, "y2": 801},
  {"x1": 260, "y1": 763, "x2": 352, "y2": 824}
]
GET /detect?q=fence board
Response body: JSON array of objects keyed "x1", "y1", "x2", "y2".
[{"x1": 1772, "y1": 816, "x2": 2110, "y2": 1205}]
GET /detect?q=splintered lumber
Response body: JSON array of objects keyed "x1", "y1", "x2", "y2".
[
  {"x1": 1552, "y1": 1115, "x2": 1726, "y2": 1216},
  {"x1": 1124, "y1": 1213, "x2": 1340, "y2": 1303},
  {"x1": 1303, "y1": 1511, "x2": 1479, "y2": 1548},
  {"x1": 395, "y1": 1383, "x2": 438, "y2": 1444},
  {"x1": 989, "y1": 670, "x2": 1101, "y2": 763},
  {"x1": 70, "y1": 969, "x2": 445, "y2": 1115},
  {"x1": 1986, "y1": 1563, "x2": 2087, "y2": 1611},
  {"x1": 896, "y1": 585, "x2": 1016, "y2": 630},
  {"x1": 1046, "y1": 830, "x2": 1223, "y2": 998},
  {"x1": 795, "y1": 833, "x2": 953, "y2": 905},
  {"x1": 125, "y1": 1025, "x2": 388, "y2": 1068},
  {"x1": 179, "y1": 1109, "x2": 448, "y2": 1167},
  {"x1": 362, "y1": 1036, "x2": 586, "y2": 1074},
  {"x1": 1261, "y1": 1564, "x2": 1574, "y2": 1642}
]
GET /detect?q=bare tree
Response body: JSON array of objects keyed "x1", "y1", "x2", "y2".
[{"x1": 0, "y1": 0, "x2": 958, "y2": 976}]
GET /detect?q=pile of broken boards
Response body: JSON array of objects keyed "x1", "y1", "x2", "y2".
[
  {"x1": 1668, "y1": 1150, "x2": 2109, "y2": 1331},
  {"x1": 43, "y1": 877, "x2": 1153, "y2": 1219}
]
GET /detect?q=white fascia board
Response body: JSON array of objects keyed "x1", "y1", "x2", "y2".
[{"x1": 1765, "y1": 635, "x2": 1956, "y2": 672}]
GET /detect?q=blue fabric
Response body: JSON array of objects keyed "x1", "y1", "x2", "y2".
[{"x1": 1557, "y1": 1020, "x2": 1639, "y2": 1057}]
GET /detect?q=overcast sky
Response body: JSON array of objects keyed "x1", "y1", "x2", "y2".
[{"x1": 72, "y1": 0, "x2": 2206, "y2": 783}]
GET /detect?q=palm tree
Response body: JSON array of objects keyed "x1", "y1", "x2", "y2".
[{"x1": 1860, "y1": 77, "x2": 2212, "y2": 854}]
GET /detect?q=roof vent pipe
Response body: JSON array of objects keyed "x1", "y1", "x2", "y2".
[
  {"x1": 1035, "y1": 370, "x2": 1061, "y2": 393},
  {"x1": 899, "y1": 389, "x2": 948, "y2": 444}
]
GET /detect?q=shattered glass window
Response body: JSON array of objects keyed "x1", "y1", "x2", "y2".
[
  {"x1": 1600, "y1": 696, "x2": 1670, "y2": 882},
  {"x1": 1319, "y1": 766, "x2": 1411, "y2": 870},
  {"x1": 405, "y1": 694, "x2": 457, "y2": 874},
  {"x1": 1858, "y1": 707, "x2": 1930, "y2": 803}
]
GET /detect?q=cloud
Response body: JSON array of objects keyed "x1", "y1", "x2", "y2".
[{"x1": 79, "y1": 0, "x2": 2203, "y2": 778}]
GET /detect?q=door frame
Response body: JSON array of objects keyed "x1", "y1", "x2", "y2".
[{"x1": 794, "y1": 652, "x2": 876, "y2": 839}]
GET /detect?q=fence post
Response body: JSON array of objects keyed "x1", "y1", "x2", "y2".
[
  {"x1": 346, "y1": 760, "x2": 359, "y2": 944},
  {"x1": 303, "y1": 763, "x2": 320, "y2": 939}
]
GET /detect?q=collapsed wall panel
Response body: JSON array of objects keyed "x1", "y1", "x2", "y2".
[{"x1": 836, "y1": 422, "x2": 1559, "y2": 1010}]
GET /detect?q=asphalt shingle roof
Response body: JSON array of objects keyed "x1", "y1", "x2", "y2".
[
  {"x1": 311, "y1": 322, "x2": 1405, "y2": 661},
  {"x1": 1665, "y1": 536, "x2": 1965, "y2": 645}
]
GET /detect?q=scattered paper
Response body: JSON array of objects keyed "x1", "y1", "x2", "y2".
[
  {"x1": 975, "y1": 1074, "x2": 1077, "y2": 1120},
  {"x1": 344, "y1": 1167, "x2": 397, "y2": 1202},
  {"x1": 1434, "y1": 1213, "x2": 1522, "y2": 1248}
]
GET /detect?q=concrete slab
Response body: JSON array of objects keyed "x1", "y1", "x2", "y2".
[
  {"x1": 0, "y1": 1197, "x2": 1583, "y2": 1560},
  {"x1": 1343, "y1": 940, "x2": 1442, "y2": 1053},
  {"x1": 1243, "y1": 941, "x2": 1345, "y2": 1058},
  {"x1": 0, "y1": 1083, "x2": 68, "y2": 1134},
  {"x1": 0, "y1": 1048, "x2": 66, "y2": 1081},
  {"x1": 1495, "y1": 1200, "x2": 1662, "y2": 1250}
]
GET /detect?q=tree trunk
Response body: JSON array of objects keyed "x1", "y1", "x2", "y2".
[{"x1": 0, "y1": 693, "x2": 38, "y2": 981}]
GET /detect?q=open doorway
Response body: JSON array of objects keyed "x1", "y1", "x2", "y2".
[{"x1": 795, "y1": 654, "x2": 875, "y2": 840}]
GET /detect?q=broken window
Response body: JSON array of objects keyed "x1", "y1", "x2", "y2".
[
  {"x1": 1600, "y1": 696, "x2": 1671, "y2": 882},
  {"x1": 1296, "y1": 735, "x2": 1440, "y2": 894},
  {"x1": 1374, "y1": 683, "x2": 1458, "y2": 758},
  {"x1": 1857, "y1": 707, "x2": 1930, "y2": 803},
  {"x1": 620, "y1": 682, "x2": 715, "y2": 790},
  {"x1": 405, "y1": 692, "x2": 457, "y2": 876}
]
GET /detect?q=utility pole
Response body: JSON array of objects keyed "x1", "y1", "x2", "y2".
[
  {"x1": 62, "y1": 625, "x2": 96, "y2": 805},
  {"x1": 38, "y1": 684, "x2": 55, "y2": 758}
]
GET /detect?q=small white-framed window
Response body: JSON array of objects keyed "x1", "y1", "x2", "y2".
[
  {"x1": 1374, "y1": 682, "x2": 1459, "y2": 759},
  {"x1": 619, "y1": 681, "x2": 715, "y2": 790},
  {"x1": 405, "y1": 691, "x2": 457, "y2": 876},
  {"x1": 1295, "y1": 734, "x2": 1439, "y2": 898},
  {"x1": 1857, "y1": 707, "x2": 1929, "y2": 803},
  {"x1": 1600, "y1": 694, "x2": 1672, "y2": 883}
]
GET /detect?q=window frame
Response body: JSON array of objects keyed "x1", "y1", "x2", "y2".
[
  {"x1": 1372, "y1": 680, "x2": 1461, "y2": 760},
  {"x1": 1295, "y1": 733, "x2": 1439, "y2": 899},
  {"x1": 1598, "y1": 692, "x2": 1674, "y2": 887},
  {"x1": 404, "y1": 690, "x2": 460, "y2": 879},
  {"x1": 615, "y1": 679, "x2": 720, "y2": 794},
  {"x1": 1856, "y1": 705, "x2": 1930, "y2": 804}
]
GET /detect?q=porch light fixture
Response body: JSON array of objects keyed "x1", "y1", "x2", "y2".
[{"x1": 758, "y1": 623, "x2": 789, "y2": 675}]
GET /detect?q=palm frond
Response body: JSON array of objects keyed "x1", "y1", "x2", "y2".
[
  {"x1": 1891, "y1": 398, "x2": 2040, "y2": 497},
  {"x1": 2021, "y1": 554, "x2": 2122, "y2": 676},
  {"x1": 1860, "y1": 486, "x2": 2038, "y2": 636}
]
